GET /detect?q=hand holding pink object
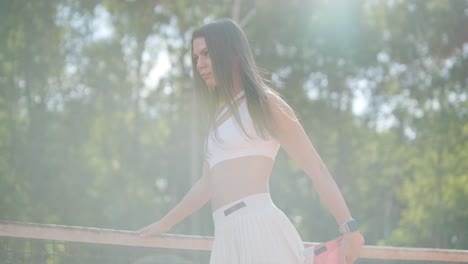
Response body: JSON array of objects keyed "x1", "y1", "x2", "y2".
[{"x1": 304, "y1": 232, "x2": 365, "y2": 264}]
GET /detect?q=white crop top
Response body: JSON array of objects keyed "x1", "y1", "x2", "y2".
[{"x1": 205, "y1": 91, "x2": 280, "y2": 169}]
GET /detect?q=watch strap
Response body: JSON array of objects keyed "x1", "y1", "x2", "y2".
[{"x1": 339, "y1": 218, "x2": 359, "y2": 234}]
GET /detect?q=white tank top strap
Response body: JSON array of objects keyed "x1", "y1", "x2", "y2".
[{"x1": 216, "y1": 90, "x2": 246, "y2": 121}]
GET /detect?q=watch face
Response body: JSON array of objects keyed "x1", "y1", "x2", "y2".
[{"x1": 348, "y1": 220, "x2": 359, "y2": 231}]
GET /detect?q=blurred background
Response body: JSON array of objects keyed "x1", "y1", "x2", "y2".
[{"x1": 0, "y1": 0, "x2": 467, "y2": 263}]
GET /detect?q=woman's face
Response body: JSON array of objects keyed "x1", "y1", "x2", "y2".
[{"x1": 193, "y1": 37, "x2": 216, "y2": 89}]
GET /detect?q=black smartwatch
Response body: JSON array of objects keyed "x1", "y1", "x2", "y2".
[{"x1": 339, "y1": 218, "x2": 359, "y2": 234}]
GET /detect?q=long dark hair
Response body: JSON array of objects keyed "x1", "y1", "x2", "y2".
[{"x1": 191, "y1": 19, "x2": 278, "y2": 141}]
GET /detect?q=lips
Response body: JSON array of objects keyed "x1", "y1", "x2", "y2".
[{"x1": 201, "y1": 73, "x2": 211, "y2": 80}]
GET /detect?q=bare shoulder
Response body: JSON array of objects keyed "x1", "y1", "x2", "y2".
[
  {"x1": 265, "y1": 89, "x2": 286, "y2": 106},
  {"x1": 265, "y1": 90, "x2": 297, "y2": 121}
]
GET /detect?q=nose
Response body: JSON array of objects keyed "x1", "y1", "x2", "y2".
[{"x1": 196, "y1": 57, "x2": 206, "y2": 72}]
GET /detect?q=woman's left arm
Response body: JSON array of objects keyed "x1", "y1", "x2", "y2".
[{"x1": 268, "y1": 93, "x2": 363, "y2": 264}]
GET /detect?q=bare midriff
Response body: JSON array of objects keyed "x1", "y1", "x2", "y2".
[{"x1": 209, "y1": 155, "x2": 274, "y2": 211}]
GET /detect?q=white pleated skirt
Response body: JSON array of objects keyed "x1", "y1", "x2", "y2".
[{"x1": 210, "y1": 193, "x2": 305, "y2": 264}]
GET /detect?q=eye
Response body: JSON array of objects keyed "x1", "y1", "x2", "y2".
[{"x1": 201, "y1": 49, "x2": 209, "y2": 57}]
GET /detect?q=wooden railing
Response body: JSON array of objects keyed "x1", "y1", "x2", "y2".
[{"x1": 1, "y1": 221, "x2": 467, "y2": 262}]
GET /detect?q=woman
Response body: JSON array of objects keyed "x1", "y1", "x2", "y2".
[{"x1": 139, "y1": 19, "x2": 363, "y2": 264}]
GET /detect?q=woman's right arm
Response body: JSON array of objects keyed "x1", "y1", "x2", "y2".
[{"x1": 138, "y1": 161, "x2": 212, "y2": 236}]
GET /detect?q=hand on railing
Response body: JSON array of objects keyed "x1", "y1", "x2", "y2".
[
  {"x1": 137, "y1": 220, "x2": 172, "y2": 237},
  {"x1": 340, "y1": 231, "x2": 365, "y2": 264}
]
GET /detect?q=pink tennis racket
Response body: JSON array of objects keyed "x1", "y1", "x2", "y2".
[{"x1": 303, "y1": 234, "x2": 365, "y2": 264}]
